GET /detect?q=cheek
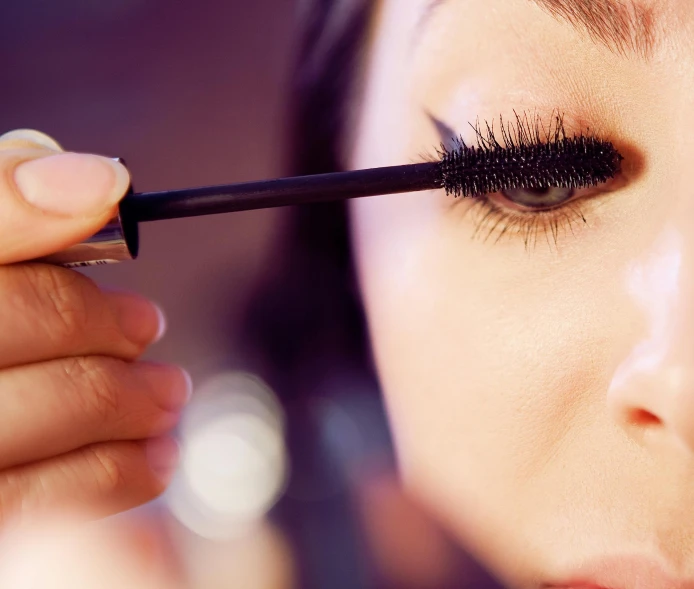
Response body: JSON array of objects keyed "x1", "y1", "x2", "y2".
[{"x1": 352, "y1": 201, "x2": 616, "y2": 497}]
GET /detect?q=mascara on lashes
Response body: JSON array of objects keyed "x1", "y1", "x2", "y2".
[
  {"x1": 429, "y1": 111, "x2": 623, "y2": 198},
  {"x1": 429, "y1": 111, "x2": 624, "y2": 248}
]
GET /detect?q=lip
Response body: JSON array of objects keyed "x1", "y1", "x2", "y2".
[{"x1": 545, "y1": 555, "x2": 694, "y2": 589}]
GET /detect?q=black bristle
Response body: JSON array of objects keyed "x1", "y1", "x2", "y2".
[{"x1": 435, "y1": 112, "x2": 624, "y2": 198}]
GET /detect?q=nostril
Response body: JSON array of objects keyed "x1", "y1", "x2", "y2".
[{"x1": 627, "y1": 408, "x2": 662, "y2": 427}]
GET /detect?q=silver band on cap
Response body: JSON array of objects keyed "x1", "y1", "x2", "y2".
[{"x1": 36, "y1": 210, "x2": 139, "y2": 268}]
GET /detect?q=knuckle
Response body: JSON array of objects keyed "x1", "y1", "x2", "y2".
[
  {"x1": 19, "y1": 265, "x2": 98, "y2": 345},
  {"x1": 62, "y1": 356, "x2": 125, "y2": 424},
  {"x1": 82, "y1": 444, "x2": 128, "y2": 496}
]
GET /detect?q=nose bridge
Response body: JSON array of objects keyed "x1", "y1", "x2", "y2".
[
  {"x1": 661, "y1": 166, "x2": 694, "y2": 364},
  {"x1": 634, "y1": 228, "x2": 690, "y2": 368},
  {"x1": 614, "y1": 227, "x2": 690, "y2": 372}
]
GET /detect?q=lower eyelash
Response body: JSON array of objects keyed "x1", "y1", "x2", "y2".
[{"x1": 461, "y1": 195, "x2": 590, "y2": 250}]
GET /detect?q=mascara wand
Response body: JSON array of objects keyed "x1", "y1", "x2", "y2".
[
  {"x1": 126, "y1": 162, "x2": 442, "y2": 222},
  {"x1": 38, "y1": 133, "x2": 623, "y2": 268}
]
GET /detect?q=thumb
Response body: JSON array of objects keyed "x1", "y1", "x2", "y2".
[{"x1": 0, "y1": 129, "x2": 131, "y2": 265}]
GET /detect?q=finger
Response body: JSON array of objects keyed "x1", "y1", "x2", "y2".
[
  {"x1": 0, "y1": 437, "x2": 179, "y2": 525},
  {"x1": 0, "y1": 129, "x2": 64, "y2": 152},
  {"x1": 0, "y1": 130, "x2": 130, "y2": 264},
  {"x1": 0, "y1": 264, "x2": 164, "y2": 369},
  {"x1": 0, "y1": 356, "x2": 191, "y2": 470}
]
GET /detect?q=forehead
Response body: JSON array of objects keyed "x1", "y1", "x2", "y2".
[{"x1": 407, "y1": 0, "x2": 693, "y2": 54}]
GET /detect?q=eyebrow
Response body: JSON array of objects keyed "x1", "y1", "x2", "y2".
[{"x1": 417, "y1": 0, "x2": 658, "y2": 60}]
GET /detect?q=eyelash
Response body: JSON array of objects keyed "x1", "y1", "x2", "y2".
[
  {"x1": 461, "y1": 192, "x2": 592, "y2": 250},
  {"x1": 433, "y1": 110, "x2": 618, "y2": 249}
]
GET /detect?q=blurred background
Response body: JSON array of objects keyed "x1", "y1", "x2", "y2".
[{"x1": 1, "y1": 1, "x2": 501, "y2": 587}]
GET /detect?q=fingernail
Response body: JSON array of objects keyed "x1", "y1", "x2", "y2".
[
  {"x1": 137, "y1": 363, "x2": 193, "y2": 411},
  {"x1": 145, "y1": 436, "x2": 180, "y2": 484},
  {"x1": 153, "y1": 304, "x2": 167, "y2": 343},
  {"x1": 14, "y1": 152, "x2": 130, "y2": 216},
  {"x1": 0, "y1": 129, "x2": 63, "y2": 151},
  {"x1": 106, "y1": 291, "x2": 166, "y2": 347}
]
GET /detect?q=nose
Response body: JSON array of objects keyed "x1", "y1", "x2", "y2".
[{"x1": 606, "y1": 227, "x2": 694, "y2": 455}]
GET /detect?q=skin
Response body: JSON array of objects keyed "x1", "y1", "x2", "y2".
[
  {"x1": 0, "y1": 510, "x2": 184, "y2": 588},
  {"x1": 350, "y1": 0, "x2": 694, "y2": 587},
  {"x1": 0, "y1": 129, "x2": 190, "y2": 526}
]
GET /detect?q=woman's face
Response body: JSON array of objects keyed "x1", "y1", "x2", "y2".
[{"x1": 349, "y1": 0, "x2": 694, "y2": 587}]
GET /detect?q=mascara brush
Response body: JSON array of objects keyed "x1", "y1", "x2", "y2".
[{"x1": 38, "y1": 131, "x2": 623, "y2": 268}]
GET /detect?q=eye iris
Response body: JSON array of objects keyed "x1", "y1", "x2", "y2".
[{"x1": 501, "y1": 186, "x2": 575, "y2": 209}]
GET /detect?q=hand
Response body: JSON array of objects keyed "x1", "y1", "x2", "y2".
[{"x1": 0, "y1": 129, "x2": 190, "y2": 527}]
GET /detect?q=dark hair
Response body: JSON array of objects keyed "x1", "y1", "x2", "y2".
[{"x1": 240, "y1": 0, "x2": 377, "y2": 400}]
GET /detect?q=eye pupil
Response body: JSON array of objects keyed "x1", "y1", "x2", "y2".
[{"x1": 501, "y1": 186, "x2": 574, "y2": 209}]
